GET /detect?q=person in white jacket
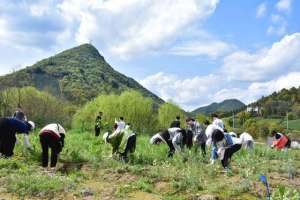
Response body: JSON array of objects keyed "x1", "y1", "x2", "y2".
[
  {"x1": 39, "y1": 124, "x2": 66, "y2": 168},
  {"x1": 205, "y1": 124, "x2": 224, "y2": 164},
  {"x1": 211, "y1": 114, "x2": 224, "y2": 130},
  {"x1": 150, "y1": 127, "x2": 186, "y2": 157},
  {"x1": 108, "y1": 117, "x2": 126, "y2": 140},
  {"x1": 239, "y1": 132, "x2": 254, "y2": 150}
]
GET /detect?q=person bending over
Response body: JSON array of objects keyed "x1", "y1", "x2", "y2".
[
  {"x1": 0, "y1": 117, "x2": 34, "y2": 157},
  {"x1": 39, "y1": 124, "x2": 66, "y2": 168},
  {"x1": 211, "y1": 129, "x2": 241, "y2": 169},
  {"x1": 186, "y1": 117, "x2": 207, "y2": 157},
  {"x1": 150, "y1": 127, "x2": 186, "y2": 157},
  {"x1": 271, "y1": 130, "x2": 291, "y2": 150}
]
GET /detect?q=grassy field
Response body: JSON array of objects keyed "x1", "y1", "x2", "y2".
[{"x1": 0, "y1": 130, "x2": 299, "y2": 200}]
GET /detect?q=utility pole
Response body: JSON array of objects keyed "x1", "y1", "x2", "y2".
[
  {"x1": 232, "y1": 111, "x2": 235, "y2": 129},
  {"x1": 286, "y1": 112, "x2": 289, "y2": 132}
]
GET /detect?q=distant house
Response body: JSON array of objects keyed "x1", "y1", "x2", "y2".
[{"x1": 246, "y1": 106, "x2": 262, "y2": 115}]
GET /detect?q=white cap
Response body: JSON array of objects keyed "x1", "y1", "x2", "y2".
[{"x1": 28, "y1": 121, "x2": 35, "y2": 131}]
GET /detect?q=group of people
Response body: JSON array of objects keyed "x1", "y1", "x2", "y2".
[
  {"x1": 150, "y1": 114, "x2": 256, "y2": 169},
  {"x1": 1, "y1": 106, "x2": 296, "y2": 171},
  {"x1": 0, "y1": 106, "x2": 66, "y2": 168}
]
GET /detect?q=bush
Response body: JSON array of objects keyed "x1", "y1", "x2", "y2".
[
  {"x1": 158, "y1": 102, "x2": 186, "y2": 130},
  {"x1": 0, "y1": 87, "x2": 76, "y2": 128},
  {"x1": 72, "y1": 91, "x2": 158, "y2": 133}
]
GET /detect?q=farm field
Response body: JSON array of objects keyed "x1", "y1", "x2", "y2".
[{"x1": 0, "y1": 130, "x2": 299, "y2": 200}]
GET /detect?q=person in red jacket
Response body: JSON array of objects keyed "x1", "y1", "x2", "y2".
[
  {"x1": 39, "y1": 124, "x2": 66, "y2": 168},
  {"x1": 271, "y1": 130, "x2": 291, "y2": 150}
]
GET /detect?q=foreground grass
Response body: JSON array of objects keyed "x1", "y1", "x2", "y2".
[{"x1": 0, "y1": 129, "x2": 299, "y2": 200}]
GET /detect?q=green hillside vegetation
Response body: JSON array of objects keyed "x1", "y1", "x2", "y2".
[
  {"x1": 192, "y1": 99, "x2": 245, "y2": 116},
  {"x1": 0, "y1": 44, "x2": 162, "y2": 105},
  {"x1": 0, "y1": 87, "x2": 76, "y2": 128},
  {"x1": 251, "y1": 87, "x2": 300, "y2": 118}
]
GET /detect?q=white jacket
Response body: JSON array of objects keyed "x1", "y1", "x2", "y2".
[
  {"x1": 240, "y1": 132, "x2": 253, "y2": 144},
  {"x1": 40, "y1": 124, "x2": 66, "y2": 138},
  {"x1": 212, "y1": 118, "x2": 224, "y2": 130},
  {"x1": 205, "y1": 124, "x2": 223, "y2": 145}
]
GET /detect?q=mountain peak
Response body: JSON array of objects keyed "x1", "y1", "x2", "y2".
[
  {"x1": 192, "y1": 99, "x2": 245, "y2": 116},
  {"x1": 0, "y1": 44, "x2": 163, "y2": 105},
  {"x1": 53, "y1": 43, "x2": 105, "y2": 61}
]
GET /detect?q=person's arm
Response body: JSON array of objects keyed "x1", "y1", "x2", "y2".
[{"x1": 60, "y1": 133, "x2": 65, "y2": 148}]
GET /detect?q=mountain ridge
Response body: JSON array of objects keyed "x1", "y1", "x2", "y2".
[
  {"x1": 192, "y1": 99, "x2": 246, "y2": 116},
  {"x1": 0, "y1": 44, "x2": 163, "y2": 104}
]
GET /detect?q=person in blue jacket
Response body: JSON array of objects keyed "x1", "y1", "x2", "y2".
[{"x1": 0, "y1": 117, "x2": 34, "y2": 157}]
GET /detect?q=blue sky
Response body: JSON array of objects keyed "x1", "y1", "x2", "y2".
[{"x1": 0, "y1": 0, "x2": 300, "y2": 111}]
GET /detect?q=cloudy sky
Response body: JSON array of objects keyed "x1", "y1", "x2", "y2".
[{"x1": 0, "y1": 0, "x2": 300, "y2": 111}]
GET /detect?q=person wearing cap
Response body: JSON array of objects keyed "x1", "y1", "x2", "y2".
[
  {"x1": 186, "y1": 117, "x2": 207, "y2": 157},
  {"x1": 150, "y1": 127, "x2": 186, "y2": 157},
  {"x1": 211, "y1": 129, "x2": 241, "y2": 169},
  {"x1": 239, "y1": 132, "x2": 254, "y2": 149},
  {"x1": 170, "y1": 116, "x2": 181, "y2": 128},
  {"x1": 39, "y1": 124, "x2": 66, "y2": 168},
  {"x1": 0, "y1": 117, "x2": 34, "y2": 157},
  {"x1": 211, "y1": 113, "x2": 224, "y2": 130},
  {"x1": 271, "y1": 130, "x2": 291, "y2": 150}
]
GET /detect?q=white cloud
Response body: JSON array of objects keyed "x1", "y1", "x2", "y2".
[
  {"x1": 213, "y1": 72, "x2": 300, "y2": 105},
  {"x1": 271, "y1": 14, "x2": 284, "y2": 23},
  {"x1": 169, "y1": 40, "x2": 233, "y2": 58},
  {"x1": 222, "y1": 32, "x2": 300, "y2": 81},
  {"x1": 58, "y1": 0, "x2": 220, "y2": 57},
  {"x1": 266, "y1": 23, "x2": 287, "y2": 36},
  {"x1": 139, "y1": 72, "x2": 220, "y2": 110},
  {"x1": 256, "y1": 3, "x2": 267, "y2": 18},
  {"x1": 276, "y1": 0, "x2": 292, "y2": 13}
]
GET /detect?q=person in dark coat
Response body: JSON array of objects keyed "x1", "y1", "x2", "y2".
[
  {"x1": 0, "y1": 117, "x2": 34, "y2": 157},
  {"x1": 13, "y1": 105, "x2": 27, "y2": 121},
  {"x1": 170, "y1": 116, "x2": 181, "y2": 128},
  {"x1": 95, "y1": 112, "x2": 103, "y2": 137}
]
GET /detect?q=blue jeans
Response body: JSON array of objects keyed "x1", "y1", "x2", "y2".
[{"x1": 211, "y1": 144, "x2": 218, "y2": 160}]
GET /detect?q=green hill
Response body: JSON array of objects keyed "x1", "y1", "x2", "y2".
[
  {"x1": 192, "y1": 99, "x2": 245, "y2": 116},
  {"x1": 0, "y1": 44, "x2": 163, "y2": 104},
  {"x1": 249, "y1": 87, "x2": 300, "y2": 118}
]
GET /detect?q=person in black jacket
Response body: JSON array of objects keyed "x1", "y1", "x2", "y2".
[
  {"x1": 170, "y1": 116, "x2": 181, "y2": 128},
  {"x1": 95, "y1": 112, "x2": 103, "y2": 137},
  {"x1": 0, "y1": 117, "x2": 34, "y2": 157}
]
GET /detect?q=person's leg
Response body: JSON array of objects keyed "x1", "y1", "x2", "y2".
[
  {"x1": 166, "y1": 140, "x2": 175, "y2": 157},
  {"x1": 247, "y1": 140, "x2": 254, "y2": 150},
  {"x1": 222, "y1": 144, "x2": 242, "y2": 168},
  {"x1": 95, "y1": 126, "x2": 100, "y2": 137},
  {"x1": 211, "y1": 144, "x2": 218, "y2": 160},
  {"x1": 3, "y1": 133, "x2": 16, "y2": 157},
  {"x1": 50, "y1": 138, "x2": 61, "y2": 168},
  {"x1": 40, "y1": 135, "x2": 49, "y2": 167},
  {"x1": 122, "y1": 135, "x2": 136, "y2": 162},
  {"x1": 200, "y1": 143, "x2": 206, "y2": 157}
]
